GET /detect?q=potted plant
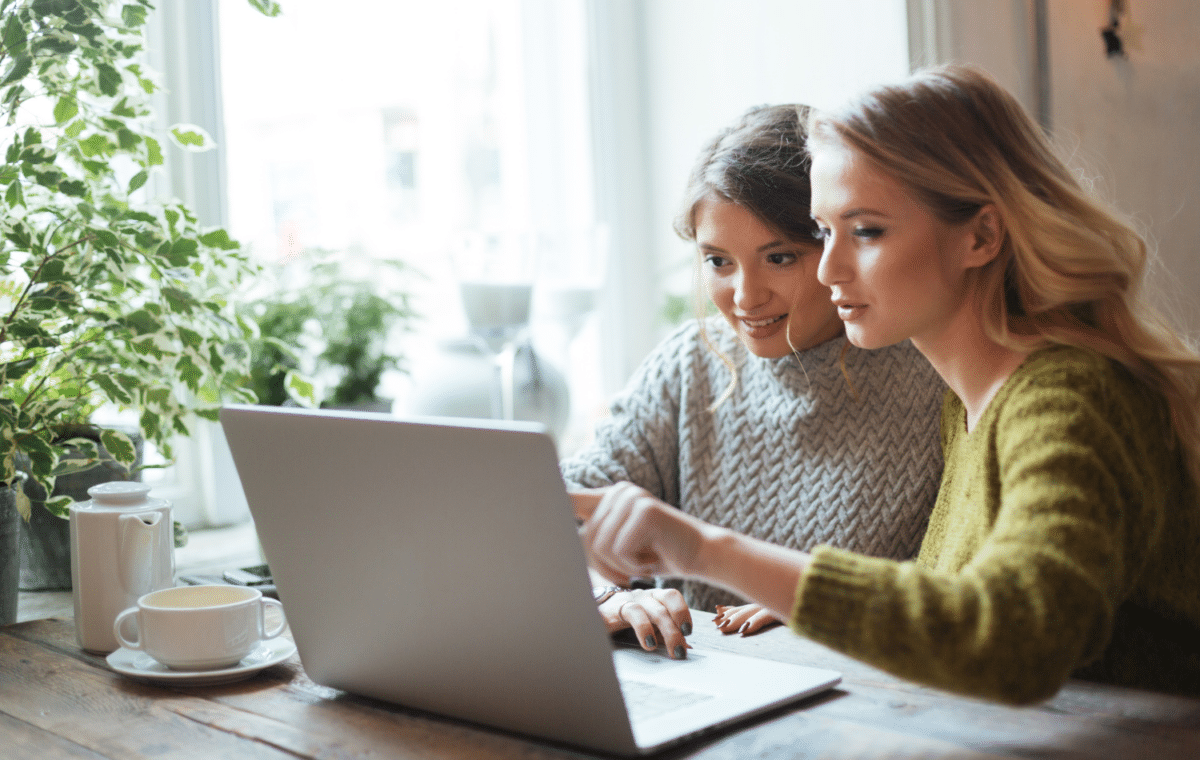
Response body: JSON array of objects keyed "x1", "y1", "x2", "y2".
[
  {"x1": 241, "y1": 249, "x2": 418, "y2": 411},
  {"x1": 0, "y1": 0, "x2": 272, "y2": 600}
]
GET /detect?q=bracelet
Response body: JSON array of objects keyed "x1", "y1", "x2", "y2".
[{"x1": 592, "y1": 586, "x2": 624, "y2": 605}]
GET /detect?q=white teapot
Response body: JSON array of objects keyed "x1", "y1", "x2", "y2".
[{"x1": 70, "y1": 481, "x2": 174, "y2": 653}]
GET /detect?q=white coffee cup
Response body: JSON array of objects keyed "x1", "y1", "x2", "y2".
[{"x1": 113, "y1": 585, "x2": 287, "y2": 671}]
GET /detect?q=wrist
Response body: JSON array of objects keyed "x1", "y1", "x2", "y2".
[
  {"x1": 592, "y1": 585, "x2": 624, "y2": 605},
  {"x1": 689, "y1": 523, "x2": 736, "y2": 580}
]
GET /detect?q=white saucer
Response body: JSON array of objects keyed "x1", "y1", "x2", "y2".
[{"x1": 106, "y1": 637, "x2": 297, "y2": 686}]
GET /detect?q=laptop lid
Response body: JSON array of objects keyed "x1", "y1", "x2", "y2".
[{"x1": 220, "y1": 404, "x2": 839, "y2": 755}]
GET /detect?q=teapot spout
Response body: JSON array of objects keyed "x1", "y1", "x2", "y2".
[{"x1": 118, "y1": 512, "x2": 162, "y2": 598}]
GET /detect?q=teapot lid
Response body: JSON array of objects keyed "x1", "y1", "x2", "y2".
[{"x1": 86, "y1": 481, "x2": 153, "y2": 505}]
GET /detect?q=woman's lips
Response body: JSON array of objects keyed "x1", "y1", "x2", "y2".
[
  {"x1": 835, "y1": 303, "x2": 867, "y2": 321},
  {"x1": 738, "y1": 313, "x2": 786, "y2": 337}
]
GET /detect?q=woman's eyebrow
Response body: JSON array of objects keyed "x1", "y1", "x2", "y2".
[
  {"x1": 698, "y1": 239, "x2": 790, "y2": 253},
  {"x1": 839, "y1": 207, "x2": 888, "y2": 220},
  {"x1": 811, "y1": 207, "x2": 890, "y2": 222}
]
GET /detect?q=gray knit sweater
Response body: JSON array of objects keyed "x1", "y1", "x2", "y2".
[{"x1": 561, "y1": 318, "x2": 946, "y2": 611}]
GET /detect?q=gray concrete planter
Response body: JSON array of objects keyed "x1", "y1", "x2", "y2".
[
  {"x1": 0, "y1": 486, "x2": 19, "y2": 625},
  {"x1": 18, "y1": 430, "x2": 143, "y2": 592}
]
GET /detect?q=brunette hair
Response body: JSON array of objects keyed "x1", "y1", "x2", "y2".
[
  {"x1": 675, "y1": 104, "x2": 848, "y2": 405},
  {"x1": 674, "y1": 104, "x2": 820, "y2": 243},
  {"x1": 808, "y1": 63, "x2": 1200, "y2": 486}
]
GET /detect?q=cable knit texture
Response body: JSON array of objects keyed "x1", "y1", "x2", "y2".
[
  {"x1": 561, "y1": 318, "x2": 946, "y2": 611},
  {"x1": 791, "y1": 345, "x2": 1200, "y2": 702}
]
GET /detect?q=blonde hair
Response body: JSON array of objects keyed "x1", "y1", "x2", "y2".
[
  {"x1": 675, "y1": 104, "x2": 849, "y2": 406},
  {"x1": 809, "y1": 63, "x2": 1200, "y2": 486}
]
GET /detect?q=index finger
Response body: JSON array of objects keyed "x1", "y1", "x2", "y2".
[{"x1": 570, "y1": 488, "x2": 608, "y2": 522}]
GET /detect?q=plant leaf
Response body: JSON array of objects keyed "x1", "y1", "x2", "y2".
[
  {"x1": 96, "y1": 62, "x2": 121, "y2": 96},
  {"x1": 93, "y1": 372, "x2": 135, "y2": 405},
  {"x1": 169, "y1": 123, "x2": 215, "y2": 152},
  {"x1": 197, "y1": 228, "x2": 238, "y2": 250},
  {"x1": 127, "y1": 168, "x2": 147, "y2": 192},
  {"x1": 43, "y1": 495, "x2": 73, "y2": 518},
  {"x1": 246, "y1": 0, "x2": 282, "y2": 17},
  {"x1": 121, "y1": 4, "x2": 148, "y2": 28},
  {"x1": 144, "y1": 135, "x2": 162, "y2": 165},
  {"x1": 99, "y1": 428, "x2": 137, "y2": 467},
  {"x1": 52, "y1": 95, "x2": 77, "y2": 123},
  {"x1": 285, "y1": 371, "x2": 319, "y2": 407},
  {"x1": 15, "y1": 487, "x2": 31, "y2": 522},
  {"x1": 0, "y1": 53, "x2": 31, "y2": 87},
  {"x1": 2, "y1": 14, "x2": 26, "y2": 54},
  {"x1": 176, "y1": 354, "x2": 202, "y2": 390}
]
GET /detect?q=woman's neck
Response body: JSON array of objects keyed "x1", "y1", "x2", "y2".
[{"x1": 913, "y1": 309, "x2": 1029, "y2": 433}]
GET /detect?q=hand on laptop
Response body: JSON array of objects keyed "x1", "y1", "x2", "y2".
[
  {"x1": 574, "y1": 482, "x2": 709, "y2": 584},
  {"x1": 599, "y1": 588, "x2": 692, "y2": 659},
  {"x1": 576, "y1": 481, "x2": 811, "y2": 625},
  {"x1": 714, "y1": 603, "x2": 782, "y2": 636}
]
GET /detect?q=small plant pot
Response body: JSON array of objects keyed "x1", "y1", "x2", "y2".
[
  {"x1": 1, "y1": 486, "x2": 20, "y2": 625},
  {"x1": 18, "y1": 432, "x2": 144, "y2": 592}
]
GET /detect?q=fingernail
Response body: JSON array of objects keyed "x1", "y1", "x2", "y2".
[
  {"x1": 673, "y1": 645, "x2": 686, "y2": 660},
  {"x1": 645, "y1": 635, "x2": 656, "y2": 648},
  {"x1": 681, "y1": 622, "x2": 692, "y2": 636},
  {"x1": 739, "y1": 622, "x2": 748, "y2": 634}
]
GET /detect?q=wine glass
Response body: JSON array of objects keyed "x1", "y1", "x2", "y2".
[
  {"x1": 452, "y1": 231, "x2": 538, "y2": 420},
  {"x1": 534, "y1": 226, "x2": 608, "y2": 344}
]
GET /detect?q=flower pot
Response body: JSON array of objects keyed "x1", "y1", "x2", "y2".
[
  {"x1": 18, "y1": 431, "x2": 144, "y2": 592},
  {"x1": 0, "y1": 486, "x2": 19, "y2": 625}
]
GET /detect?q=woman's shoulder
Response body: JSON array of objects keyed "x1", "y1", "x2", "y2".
[
  {"x1": 1006, "y1": 344, "x2": 1140, "y2": 398},
  {"x1": 993, "y1": 344, "x2": 1169, "y2": 434}
]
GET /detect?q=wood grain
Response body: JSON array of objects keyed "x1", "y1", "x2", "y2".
[{"x1": 4, "y1": 615, "x2": 1200, "y2": 759}]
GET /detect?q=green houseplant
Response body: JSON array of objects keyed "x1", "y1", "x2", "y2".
[
  {"x1": 0, "y1": 0, "x2": 270, "y2": 536},
  {"x1": 242, "y1": 249, "x2": 417, "y2": 410}
]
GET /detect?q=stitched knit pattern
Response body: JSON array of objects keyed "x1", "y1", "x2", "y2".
[
  {"x1": 791, "y1": 345, "x2": 1200, "y2": 703},
  {"x1": 561, "y1": 318, "x2": 946, "y2": 611}
]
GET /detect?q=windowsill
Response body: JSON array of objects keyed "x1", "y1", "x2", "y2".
[{"x1": 15, "y1": 521, "x2": 264, "y2": 623}]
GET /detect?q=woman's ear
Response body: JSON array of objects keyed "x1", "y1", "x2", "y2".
[{"x1": 964, "y1": 204, "x2": 1004, "y2": 269}]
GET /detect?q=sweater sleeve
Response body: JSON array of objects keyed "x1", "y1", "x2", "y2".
[
  {"x1": 559, "y1": 326, "x2": 690, "y2": 505},
  {"x1": 789, "y1": 362, "x2": 1168, "y2": 704}
]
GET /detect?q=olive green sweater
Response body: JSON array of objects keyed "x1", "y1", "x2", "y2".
[{"x1": 790, "y1": 345, "x2": 1200, "y2": 704}]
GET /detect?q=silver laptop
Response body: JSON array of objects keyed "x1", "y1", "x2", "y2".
[{"x1": 219, "y1": 404, "x2": 840, "y2": 755}]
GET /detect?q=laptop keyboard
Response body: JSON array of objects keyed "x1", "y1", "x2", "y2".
[{"x1": 619, "y1": 679, "x2": 715, "y2": 722}]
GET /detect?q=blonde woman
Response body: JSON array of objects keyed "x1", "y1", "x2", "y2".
[
  {"x1": 564, "y1": 104, "x2": 945, "y2": 659},
  {"x1": 579, "y1": 65, "x2": 1200, "y2": 702}
]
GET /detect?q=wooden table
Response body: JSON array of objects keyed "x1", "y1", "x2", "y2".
[{"x1": 4, "y1": 608, "x2": 1200, "y2": 759}]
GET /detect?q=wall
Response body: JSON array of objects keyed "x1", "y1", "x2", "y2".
[
  {"x1": 1049, "y1": 0, "x2": 1200, "y2": 337},
  {"x1": 928, "y1": 0, "x2": 1200, "y2": 339}
]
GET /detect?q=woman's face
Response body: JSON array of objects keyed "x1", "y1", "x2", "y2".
[
  {"x1": 808, "y1": 140, "x2": 979, "y2": 352},
  {"x1": 696, "y1": 197, "x2": 842, "y2": 358}
]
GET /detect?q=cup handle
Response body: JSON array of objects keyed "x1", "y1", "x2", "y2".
[
  {"x1": 113, "y1": 607, "x2": 142, "y2": 650},
  {"x1": 260, "y1": 597, "x2": 287, "y2": 639}
]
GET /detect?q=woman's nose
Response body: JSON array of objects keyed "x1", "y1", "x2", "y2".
[
  {"x1": 816, "y1": 236, "x2": 849, "y2": 287},
  {"x1": 733, "y1": 270, "x2": 770, "y2": 310}
]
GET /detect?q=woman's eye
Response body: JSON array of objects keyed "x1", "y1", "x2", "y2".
[
  {"x1": 704, "y1": 254, "x2": 729, "y2": 268},
  {"x1": 854, "y1": 226, "x2": 884, "y2": 239},
  {"x1": 766, "y1": 252, "x2": 797, "y2": 266}
]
